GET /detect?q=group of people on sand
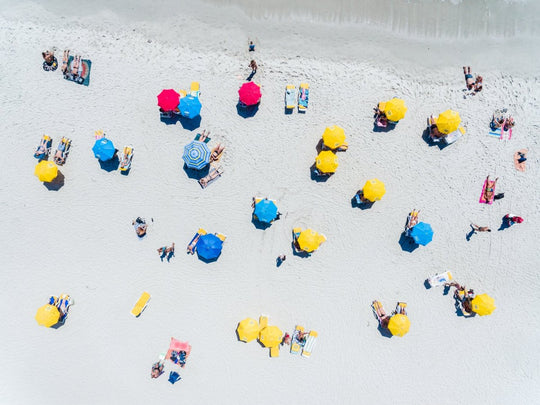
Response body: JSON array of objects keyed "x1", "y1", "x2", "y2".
[
  {"x1": 463, "y1": 66, "x2": 483, "y2": 94},
  {"x1": 132, "y1": 217, "x2": 177, "y2": 261},
  {"x1": 42, "y1": 49, "x2": 83, "y2": 80},
  {"x1": 372, "y1": 301, "x2": 407, "y2": 329},
  {"x1": 445, "y1": 282, "x2": 476, "y2": 316}
]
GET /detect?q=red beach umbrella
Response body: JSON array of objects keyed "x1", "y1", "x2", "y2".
[
  {"x1": 238, "y1": 82, "x2": 262, "y2": 106},
  {"x1": 157, "y1": 89, "x2": 180, "y2": 111}
]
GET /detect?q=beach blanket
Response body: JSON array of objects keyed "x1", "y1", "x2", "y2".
[
  {"x1": 489, "y1": 124, "x2": 512, "y2": 140},
  {"x1": 514, "y1": 149, "x2": 528, "y2": 172},
  {"x1": 479, "y1": 178, "x2": 496, "y2": 204},
  {"x1": 298, "y1": 88, "x2": 309, "y2": 108},
  {"x1": 63, "y1": 55, "x2": 92, "y2": 86}
]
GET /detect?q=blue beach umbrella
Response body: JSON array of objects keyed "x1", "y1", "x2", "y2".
[
  {"x1": 196, "y1": 234, "x2": 223, "y2": 260},
  {"x1": 178, "y1": 95, "x2": 202, "y2": 119},
  {"x1": 410, "y1": 222, "x2": 434, "y2": 246},
  {"x1": 92, "y1": 138, "x2": 116, "y2": 161},
  {"x1": 182, "y1": 141, "x2": 211, "y2": 170},
  {"x1": 253, "y1": 199, "x2": 278, "y2": 224}
]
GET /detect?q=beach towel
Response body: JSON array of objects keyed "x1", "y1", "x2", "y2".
[
  {"x1": 479, "y1": 178, "x2": 496, "y2": 204},
  {"x1": 63, "y1": 55, "x2": 92, "y2": 86},
  {"x1": 488, "y1": 125, "x2": 512, "y2": 140},
  {"x1": 514, "y1": 149, "x2": 528, "y2": 172}
]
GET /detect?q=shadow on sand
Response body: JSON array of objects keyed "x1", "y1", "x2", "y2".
[
  {"x1": 398, "y1": 232, "x2": 419, "y2": 253},
  {"x1": 43, "y1": 171, "x2": 65, "y2": 191}
]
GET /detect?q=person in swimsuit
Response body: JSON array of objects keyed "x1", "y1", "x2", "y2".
[
  {"x1": 428, "y1": 116, "x2": 445, "y2": 140},
  {"x1": 474, "y1": 75, "x2": 483, "y2": 93},
  {"x1": 157, "y1": 243, "x2": 175, "y2": 256},
  {"x1": 470, "y1": 223, "x2": 491, "y2": 233},
  {"x1": 249, "y1": 60, "x2": 257, "y2": 73},
  {"x1": 463, "y1": 66, "x2": 474, "y2": 90},
  {"x1": 483, "y1": 175, "x2": 498, "y2": 202},
  {"x1": 372, "y1": 300, "x2": 391, "y2": 329},
  {"x1": 151, "y1": 362, "x2": 164, "y2": 378},
  {"x1": 61, "y1": 50, "x2": 70, "y2": 74},
  {"x1": 132, "y1": 218, "x2": 148, "y2": 237},
  {"x1": 71, "y1": 55, "x2": 82, "y2": 76},
  {"x1": 54, "y1": 143, "x2": 66, "y2": 164},
  {"x1": 42, "y1": 50, "x2": 55, "y2": 65}
]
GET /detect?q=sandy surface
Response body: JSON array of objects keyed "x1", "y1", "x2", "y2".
[{"x1": 1, "y1": 1, "x2": 539, "y2": 404}]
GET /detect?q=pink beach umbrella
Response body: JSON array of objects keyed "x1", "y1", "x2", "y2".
[
  {"x1": 238, "y1": 82, "x2": 262, "y2": 106},
  {"x1": 157, "y1": 89, "x2": 180, "y2": 111}
]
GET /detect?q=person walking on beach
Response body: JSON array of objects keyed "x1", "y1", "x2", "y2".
[
  {"x1": 249, "y1": 41, "x2": 255, "y2": 52},
  {"x1": 249, "y1": 60, "x2": 257, "y2": 74},
  {"x1": 157, "y1": 243, "x2": 175, "y2": 258},
  {"x1": 504, "y1": 214, "x2": 524, "y2": 226}
]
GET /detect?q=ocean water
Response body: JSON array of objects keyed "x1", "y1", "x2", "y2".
[{"x1": 203, "y1": 0, "x2": 540, "y2": 39}]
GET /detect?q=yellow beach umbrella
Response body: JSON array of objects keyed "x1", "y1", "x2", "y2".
[
  {"x1": 363, "y1": 179, "x2": 386, "y2": 202},
  {"x1": 259, "y1": 325, "x2": 283, "y2": 348},
  {"x1": 34, "y1": 161, "x2": 58, "y2": 182},
  {"x1": 471, "y1": 294, "x2": 496, "y2": 316},
  {"x1": 35, "y1": 304, "x2": 60, "y2": 327},
  {"x1": 387, "y1": 314, "x2": 410, "y2": 337},
  {"x1": 436, "y1": 109, "x2": 461, "y2": 134},
  {"x1": 379, "y1": 98, "x2": 407, "y2": 122},
  {"x1": 315, "y1": 150, "x2": 338, "y2": 173},
  {"x1": 237, "y1": 318, "x2": 260, "y2": 342},
  {"x1": 297, "y1": 229, "x2": 326, "y2": 253},
  {"x1": 322, "y1": 125, "x2": 346, "y2": 149}
]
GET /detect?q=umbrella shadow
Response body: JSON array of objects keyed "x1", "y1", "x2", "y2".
[
  {"x1": 196, "y1": 253, "x2": 221, "y2": 263},
  {"x1": 236, "y1": 103, "x2": 259, "y2": 118},
  {"x1": 179, "y1": 115, "x2": 201, "y2": 131},
  {"x1": 98, "y1": 154, "x2": 120, "y2": 172},
  {"x1": 350, "y1": 193, "x2": 374, "y2": 210},
  {"x1": 422, "y1": 128, "x2": 449, "y2": 150},
  {"x1": 310, "y1": 164, "x2": 332, "y2": 182},
  {"x1": 377, "y1": 325, "x2": 393, "y2": 338},
  {"x1": 43, "y1": 171, "x2": 65, "y2": 191},
  {"x1": 183, "y1": 163, "x2": 210, "y2": 180},
  {"x1": 291, "y1": 241, "x2": 310, "y2": 258},
  {"x1": 315, "y1": 138, "x2": 324, "y2": 153},
  {"x1": 160, "y1": 114, "x2": 179, "y2": 125},
  {"x1": 252, "y1": 216, "x2": 272, "y2": 230},
  {"x1": 498, "y1": 217, "x2": 512, "y2": 231},
  {"x1": 372, "y1": 121, "x2": 396, "y2": 133},
  {"x1": 398, "y1": 232, "x2": 419, "y2": 253}
]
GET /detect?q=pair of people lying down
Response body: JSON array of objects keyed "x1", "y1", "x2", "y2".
[{"x1": 61, "y1": 50, "x2": 83, "y2": 78}]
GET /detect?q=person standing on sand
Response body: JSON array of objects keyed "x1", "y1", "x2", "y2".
[{"x1": 249, "y1": 41, "x2": 255, "y2": 52}]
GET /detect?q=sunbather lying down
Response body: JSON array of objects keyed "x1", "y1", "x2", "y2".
[
  {"x1": 210, "y1": 144, "x2": 225, "y2": 161},
  {"x1": 372, "y1": 300, "x2": 390, "y2": 328},
  {"x1": 132, "y1": 217, "x2": 147, "y2": 237}
]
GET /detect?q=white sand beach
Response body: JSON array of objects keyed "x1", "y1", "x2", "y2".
[{"x1": 1, "y1": 0, "x2": 540, "y2": 404}]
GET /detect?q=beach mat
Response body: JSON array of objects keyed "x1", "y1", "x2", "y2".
[
  {"x1": 514, "y1": 149, "x2": 528, "y2": 172},
  {"x1": 488, "y1": 127, "x2": 512, "y2": 140},
  {"x1": 64, "y1": 55, "x2": 92, "y2": 86},
  {"x1": 479, "y1": 178, "x2": 496, "y2": 204}
]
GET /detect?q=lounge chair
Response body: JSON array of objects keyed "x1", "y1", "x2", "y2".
[
  {"x1": 34, "y1": 135, "x2": 53, "y2": 161},
  {"x1": 301, "y1": 331, "x2": 318, "y2": 358},
  {"x1": 426, "y1": 271, "x2": 453, "y2": 287},
  {"x1": 270, "y1": 346, "x2": 279, "y2": 358},
  {"x1": 404, "y1": 209, "x2": 420, "y2": 236},
  {"x1": 187, "y1": 228, "x2": 207, "y2": 254},
  {"x1": 53, "y1": 137, "x2": 71, "y2": 165},
  {"x1": 190, "y1": 82, "x2": 200, "y2": 98},
  {"x1": 215, "y1": 233, "x2": 227, "y2": 242},
  {"x1": 371, "y1": 300, "x2": 386, "y2": 325},
  {"x1": 298, "y1": 83, "x2": 309, "y2": 112},
  {"x1": 259, "y1": 314, "x2": 269, "y2": 330},
  {"x1": 210, "y1": 144, "x2": 225, "y2": 162},
  {"x1": 194, "y1": 132, "x2": 211, "y2": 143},
  {"x1": 199, "y1": 166, "x2": 223, "y2": 188},
  {"x1": 49, "y1": 294, "x2": 73, "y2": 322},
  {"x1": 131, "y1": 292, "x2": 151, "y2": 317},
  {"x1": 285, "y1": 84, "x2": 297, "y2": 110},
  {"x1": 290, "y1": 325, "x2": 305, "y2": 355},
  {"x1": 395, "y1": 302, "x2": 407, "y2": 315},
  {"x1": 120, "y1": 145, "x2": 134, "y2": 172}
]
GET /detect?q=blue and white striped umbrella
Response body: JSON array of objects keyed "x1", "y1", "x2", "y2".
[{"x1": 182, "y1": 140, "x2": 211, "y2": 170}]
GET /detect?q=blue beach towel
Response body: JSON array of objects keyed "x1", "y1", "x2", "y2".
[
  {"x1": 488, "y1": 127, "x2": 501, "y2": 138},
  {"x1": 64, "y1": 55, "x2": 92, "y2": 86}
]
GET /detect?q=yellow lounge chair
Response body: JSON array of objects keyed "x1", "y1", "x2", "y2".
[
  {"x1": 131, "y1": 292, "x2": 151, "y2": 317},
  {"x1": 187, "y1": 228, "x2": 207, "y2": 254},
  {"x1": 190, "y1": 82, "x2": 200, "y2": 98},
  {"x1": 216, "y1": 233, "x2": 227, "y2": 242},
  {"x1": 301, "y1": 330, "x2": 318, "y2": 358},
  {"x1": 259, "y1": 315, "x2": 268, "y2": 330},
  {"x1": 270, "y1": 346, "x2": 279, "y2": 358}
]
